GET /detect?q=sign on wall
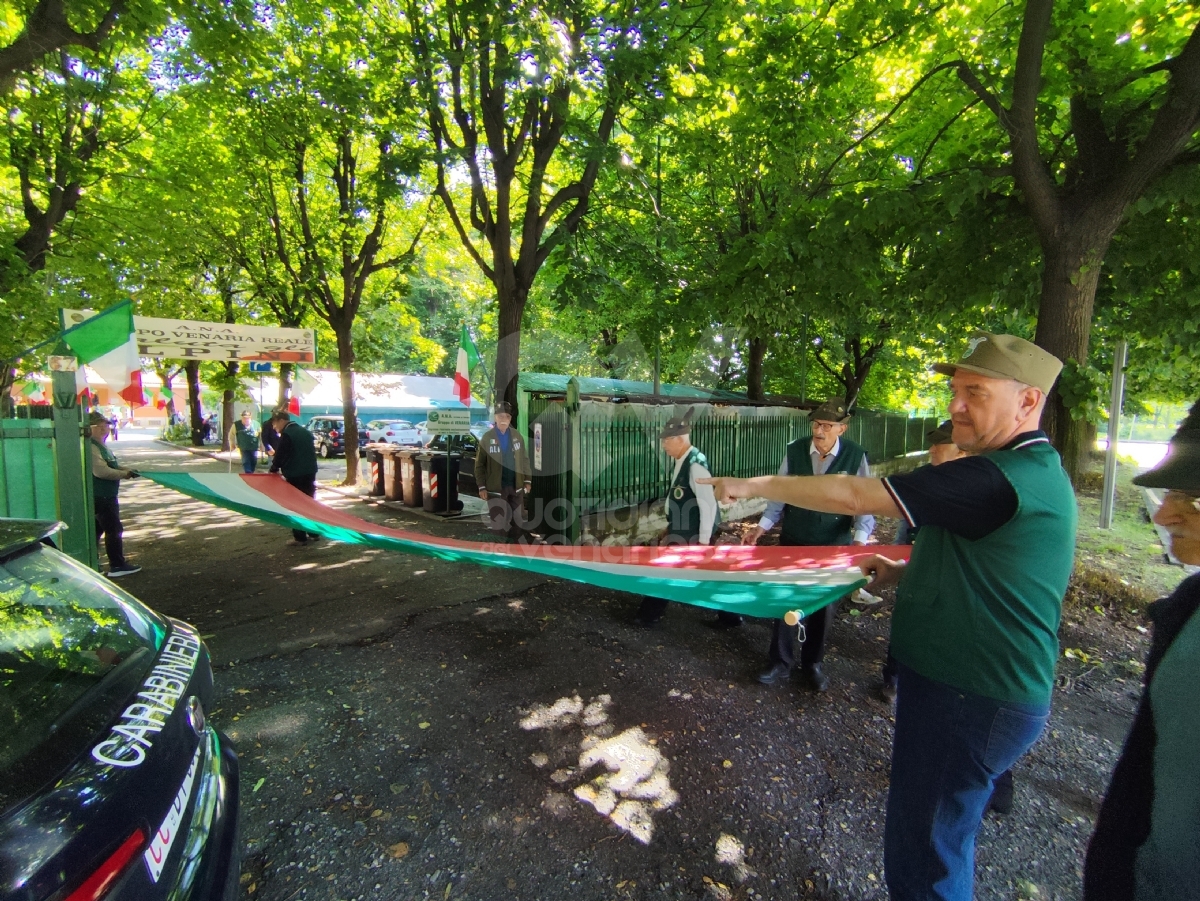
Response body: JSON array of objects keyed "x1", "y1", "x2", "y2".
[{"x1": 62, "y1": 310, "x2": 316, "y2": 363}]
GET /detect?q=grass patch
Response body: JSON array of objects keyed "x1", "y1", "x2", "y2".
[{"x1": 1069, "y1": 458, "x2": 1184, "y2": 617}]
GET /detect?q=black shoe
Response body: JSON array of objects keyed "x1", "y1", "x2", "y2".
[
  {"x1": 708, "y1": 613, "x2": 744, "y2": 630},
  {"x1": 106, "y1": 563, "x2": 142, "y2": 578},
  {"x1": 634, "y1": 614, "x2": 662, "y2": 628},
  {"x1": 877, "y1": 678, "x2": 898, "y2": 704},
  {"x1": 986, "y1": 770, "x2": 1015, "y2": 816},
  {"x1": 757, "y1": 663, "x2": 791, "y2": 685},
  {"x1": 801, "y1": 664, "x2": 830, "y2": 692}
]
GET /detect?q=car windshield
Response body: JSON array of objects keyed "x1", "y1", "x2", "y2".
[
  {"x1": 391, "y1": 421, "x2": 413, "y2": 429},
  {"x1": 0, "y1": 544, "x2": 167, "y2": 810}
]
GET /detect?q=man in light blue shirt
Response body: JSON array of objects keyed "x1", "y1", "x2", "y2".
[{"x1": 742, "y1": 397, "x2": 874, "y2": 691}]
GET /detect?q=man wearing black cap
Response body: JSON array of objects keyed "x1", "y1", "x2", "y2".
[
  {"x1": 1084, "y1": 399, "x2": 1200, "y2": 901},
  {"x1": 745, "y1": 396, "x2": 875, "y2": 692},
  {"x1": 88, "y1": 409, "x2": 141, "y2": 578},
  {"x1": 703, "y1": 333, "x2": 1076, "y2": 901},
  {"x1": 636, "y1": 407, "x2": 741, "y2": 627},
  {"x1": 268, "y1": 410, "x2": 321, "y2": 546},
  {"x1": 475, "y1": 402, "x2": 532, "y2": 541}
]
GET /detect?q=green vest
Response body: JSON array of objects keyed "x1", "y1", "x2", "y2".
[
  {"x1": 666, "y1": 447, "x2": 719, "y2": 543},
  {"x1": 92, "y1": 438, "x2": 121, "y2": 499},
  {"x1": 891, "y1": 438, "x2": 1077, "y2": 706},
  {"x1": 235, "y1": 422, "x2": 259, "y2": 453},
  {"x1": 280, "y1": 421, "x2": 319, "y2": 478},
  {"x1": 780, "y1": 437, "x2": 864, "y2": 545}
]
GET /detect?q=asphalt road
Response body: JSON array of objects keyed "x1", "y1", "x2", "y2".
[{"x1": 100, "y1": 432, "x2": 1141, "y2": 901}]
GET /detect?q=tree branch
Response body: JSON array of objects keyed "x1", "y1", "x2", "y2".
[{"x1": 0, "y1": 0, "x2": 126, "y2": 91}]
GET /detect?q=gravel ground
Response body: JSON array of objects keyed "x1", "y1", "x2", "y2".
[{"x1": 109, "y1": 436, "x2": 1158, "y2": 901}]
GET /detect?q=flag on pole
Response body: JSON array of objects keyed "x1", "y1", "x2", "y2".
[
  {"x1": 291, "y1": 366, "x2": 319, "y2": 398},
  {"x1": 453, "y1": 326, "x2": 481, "y2": 406},
  {"x1": 287, "y1": 395, "x2": 301, "y2": 416},
  {"x1": 62, "y1": 302, "x2": 145, "y2": 406},
  {"x1": 20, "y1": 381, "x2": 45, "y2": 403}
]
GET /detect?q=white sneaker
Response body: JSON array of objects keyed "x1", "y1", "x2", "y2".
[{"x1": 853, "y1": 587, "x2": 882, "y2": 606}]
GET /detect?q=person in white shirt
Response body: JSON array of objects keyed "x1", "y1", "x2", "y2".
[{"x1": 635, "y1": 407, "x2": 740, "y2": 627}]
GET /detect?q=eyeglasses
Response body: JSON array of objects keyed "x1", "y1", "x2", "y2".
[{"x1": 810, "y1": 422, "x2": 841, "y2": 432}]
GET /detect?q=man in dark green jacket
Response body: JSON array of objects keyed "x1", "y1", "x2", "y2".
[
  {"x1": 475, "y1": 403, "x2": 532, "y2": 540},
  {"x1": 269, "y1": 410, "x2": 320, "y2": 546},
  {"x1": 703, "y1": 333, "x2": 1075, "y2": 901}
]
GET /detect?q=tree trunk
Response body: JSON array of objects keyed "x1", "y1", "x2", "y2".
[
  {"x1": 0, "y1": 366, "x2": 15, "y2": 418},
  {"x1": 220, "y1": 362, "x2": 239, "y2": 452},
  {"x1": 747, "y1": 337, "x2": 767, "y2": 402},
  {"x1": 277, "y1": 362, "x2": 294, "y2": 409},
  {"x1": 185, "y1": 360, "x2": 204, "y2": 446},
  {"x1": 1033, "y1": 223, "x2": 1112, "y2": 485},
  {"x1": 334, "y1": 325, "x2": 359, "y2": 486},
  {"x1": 493, "y1": 281, "x2": 527, "y2": 410}
]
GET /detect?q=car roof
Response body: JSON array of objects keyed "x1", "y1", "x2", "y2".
[{"x1": 0, "y1": 518, "x2": 64, "y2": 561}]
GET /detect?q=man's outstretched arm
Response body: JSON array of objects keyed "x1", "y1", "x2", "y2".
[{"x1": 699, "y1": 474, "x2": 902, "y2": 519}]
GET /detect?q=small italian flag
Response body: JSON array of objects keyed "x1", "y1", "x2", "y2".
[
  {"x1": 453, "y1": 325, "x2": 481, "y2": 406},
  {"x1": 20, "y1": 381, "x2": 46, "y2": 403},
  {"x1": 62, "y1": 301, "x2": 145, "y2": 406}
]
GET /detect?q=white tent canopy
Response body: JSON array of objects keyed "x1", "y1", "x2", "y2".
[{"x1": 247, "y1": 370, "x2": 483, "y2": 410}]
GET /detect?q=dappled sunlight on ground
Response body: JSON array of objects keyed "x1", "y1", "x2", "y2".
[{"x1": 520, "y1": 693, "x2": 678, "y2": 845}]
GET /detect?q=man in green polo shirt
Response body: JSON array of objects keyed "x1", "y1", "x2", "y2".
[{"x1": 701, "y1": 333, "x2": 1076, "y2": 901}]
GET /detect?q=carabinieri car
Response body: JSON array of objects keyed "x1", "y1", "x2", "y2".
[{"x1": 0, "y1": 520, "x2": 240, "y2": 901}]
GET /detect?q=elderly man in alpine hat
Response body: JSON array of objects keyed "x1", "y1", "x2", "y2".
[
  {"x1": 1084, "y1": 398, "x2": 1200, "y2": 901},
  {"x1": 744, "y1": 396, "x2": 875, "y2": 691},
  {"x1": 636, "y1": 407, "x2": 742, "y2": 628},
  {"x1": 702, "y1": 333, "x2": 1076, "y2": 901},
  {"x1": 475, "y1": 402, "x2": 533, "y2": 541}
]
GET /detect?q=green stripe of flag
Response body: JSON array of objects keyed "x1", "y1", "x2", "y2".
[{"x1": 62, "y1": 301, "x2": 135, "y2": 364}]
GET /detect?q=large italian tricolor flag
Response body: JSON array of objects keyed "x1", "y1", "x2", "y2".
[
  {"x1": 145, "y1": 472, "x2": 907, "y2": 619},
  {"x1": 62, "y1": 301, "x2": 145, "y2": 406}
]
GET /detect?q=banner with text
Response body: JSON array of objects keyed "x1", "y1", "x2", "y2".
[{"x1": 63, "y1": 310, "x2": 316, "y2": 363}]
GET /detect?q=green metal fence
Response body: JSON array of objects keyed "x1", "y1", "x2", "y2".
[
  {"x1": 525, "y1": 387, "x2": 938, "y2": 539},
  {"x1": 0, "y1": 420, "x2": 59, "y2": 519}
]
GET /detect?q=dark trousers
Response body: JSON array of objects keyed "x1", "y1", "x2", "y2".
[
  {"x1": 767, "y1": 535, "x2": 845, "y2": 669},
  {"x1": 240, "y1": 448, "x2": 258, "y2": 474},
  {"x1": 767, "y1": 601, "x2": 839, "y2": 669},
  {"x1": 286, "y1": 474, "x2": 318, "y2": 541},
  {"x1": 94, "y1": 495, "x2": 127, "y2": 567},
  {"x1": 883, "y1": 645, "x2": 899, "y2": 686},
  {"x1": 486, "y1": 485, "x2": 528, "y2": 541}
]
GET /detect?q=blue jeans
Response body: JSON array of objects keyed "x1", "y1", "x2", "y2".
[
  {"x1": 885, "y1": 661, "x2": 1049, "y2": 901},
  {"x1": 240, "y1": 449, "x2": 258, "y2": 474}
]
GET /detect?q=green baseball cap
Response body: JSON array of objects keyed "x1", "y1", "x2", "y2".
[
  {"x1": 808, "y1": 397, "x2": 851, "y2": 424},
  {"x1": 932, "y1": 332, "x2": 1063, "y2": 394},
  {"x1": 1132, "y1": 400, "x2": 1200, "y2": 492}
]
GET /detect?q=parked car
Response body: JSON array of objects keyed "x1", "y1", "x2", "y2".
[
  {"x1": 307, "y1": 416, "x2": 367, "y2": 458},
  {"x1": 469, "y1": 421, "x2": 493, "y2": 440},
  {"x1": 364, "y1": 419, "x2": 422, "y2": 446},
  {"x1": 413, "y1": 420, "x2": 431, "y2": 446},
  {"x1": 0, "y1": 519, "x2": 240, "y2": 901}
]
